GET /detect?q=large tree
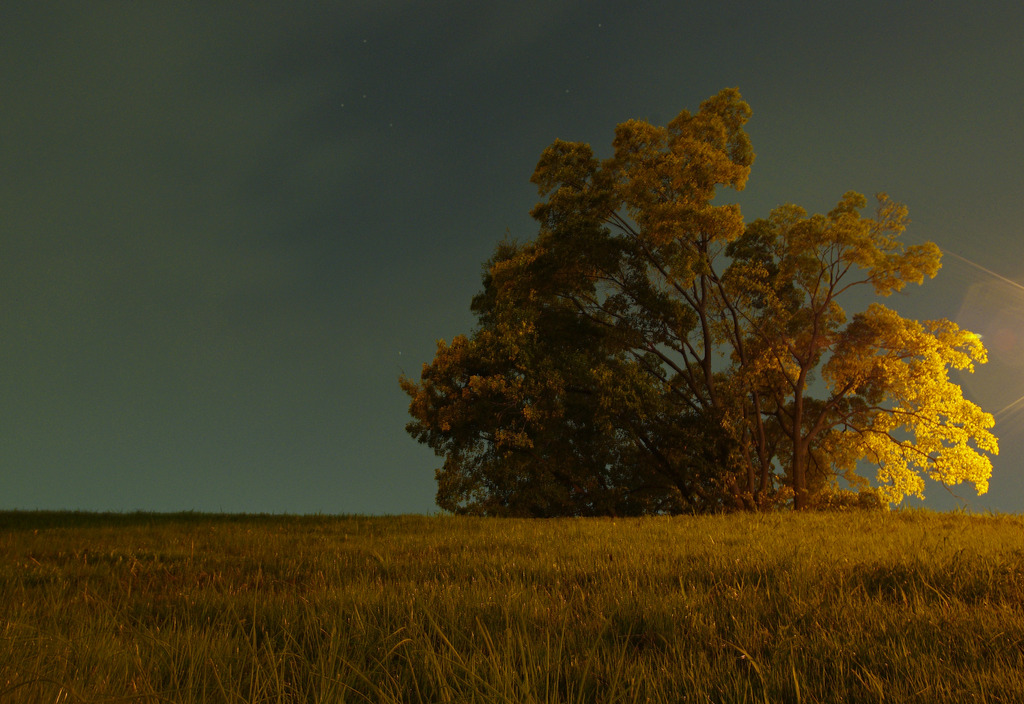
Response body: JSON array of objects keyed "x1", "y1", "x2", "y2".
[{"x1": 403, "y1": 88, "x2": 997, "y2": 514}]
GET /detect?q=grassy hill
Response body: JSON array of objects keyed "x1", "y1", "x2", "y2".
[{"x1": 2, "y1": 510, "x2": 1023, "y2": 702}]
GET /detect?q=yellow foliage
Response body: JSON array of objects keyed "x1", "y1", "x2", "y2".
[{"x1": 824, "y1": 304, "x2": 997, "y2": 503}]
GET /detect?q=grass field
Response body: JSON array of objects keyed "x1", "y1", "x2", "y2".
[{"x1": 2, "y1": 510, "x2": 1024, "y2": 703}]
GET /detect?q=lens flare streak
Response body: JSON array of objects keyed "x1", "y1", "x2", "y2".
[
  {"x1": 995, "y1": 394, "x2": 1024, "y2": 419},
  {"x1": 943, "y1": 249, "x2": 1024, "y2": 294}
]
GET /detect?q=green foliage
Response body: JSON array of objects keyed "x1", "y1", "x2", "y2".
[
  {"x1": 403, "y1": 88, "x2": 997, "y2": 514},
  {"x1": 3, "y1": 511, "x2": 1024, "y2": 703}
]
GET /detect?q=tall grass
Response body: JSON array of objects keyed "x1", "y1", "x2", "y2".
[{"x1": 2, "y1": 510, "x2": 1023, "y2": 702}]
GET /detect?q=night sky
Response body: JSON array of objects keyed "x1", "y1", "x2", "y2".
[{"x1": 3, "y1": 3, "x2": 1023, "y2": 514}]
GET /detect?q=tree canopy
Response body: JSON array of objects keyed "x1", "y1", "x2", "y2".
[{"x1": 401, "y1": 88, "x2": 998, "y2": 515}]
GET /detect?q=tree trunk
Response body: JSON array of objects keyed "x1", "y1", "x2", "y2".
[
  {"x1": 790, "y1": 373, "x2": 810, "y2": 510},
  {"x1": 791, "y1": 436, "x2": 809, "y2": 510}
]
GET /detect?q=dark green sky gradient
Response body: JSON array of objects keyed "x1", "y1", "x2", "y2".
[{"x1": 3, "y1": 2, "x2": 1023, "y2": 513}]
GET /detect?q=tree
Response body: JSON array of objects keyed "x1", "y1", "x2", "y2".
[{"x1": 403, "y1": 88, "x2": 998, "y2": 513}]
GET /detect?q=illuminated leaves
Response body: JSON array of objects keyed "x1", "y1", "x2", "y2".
[
  {"x1": 825, "y1": 305, "x2": 997, "y2": 502},
  {"x1": 724, "y1": 193, "x2": 995, "y2": 506}
]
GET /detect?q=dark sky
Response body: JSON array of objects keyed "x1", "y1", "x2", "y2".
[{"x1": 3, "y1": 2, "x2": 1023, "y2": 514}]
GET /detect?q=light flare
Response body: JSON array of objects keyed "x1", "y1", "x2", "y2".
[
  {"x1": 943, "y1": 249, "x2": 1024, "y2": 294},
  {"x1": 943, "y1": 247, "x2": 1024, "y2": 427},
  {"x1": 996, "y1": 394, "x2": 1024, "y2": 419}
]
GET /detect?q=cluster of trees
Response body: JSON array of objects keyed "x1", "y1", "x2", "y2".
[{"x1": 401, "y1": 89, "x2": 998, "y2": 516}]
